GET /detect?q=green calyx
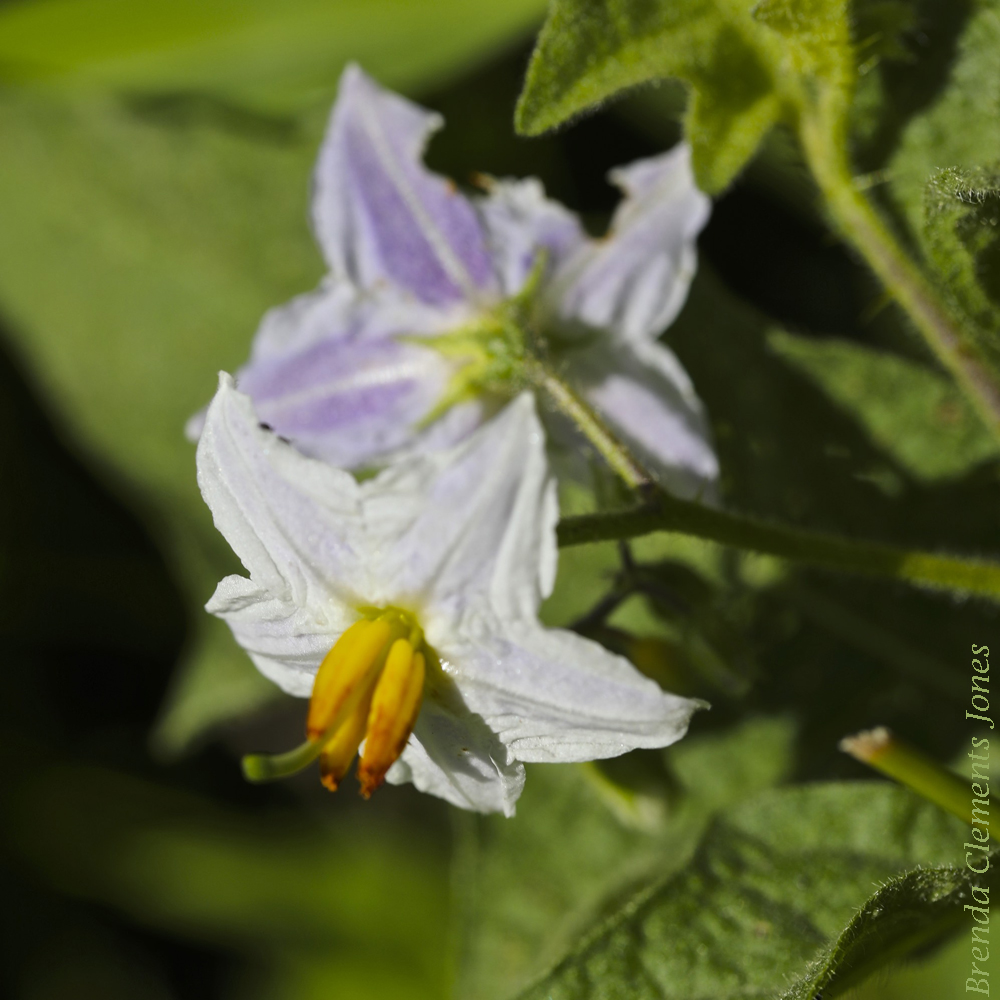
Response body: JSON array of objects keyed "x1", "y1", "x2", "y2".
[{"x1": 407, "y1": 252, "x2": 550, "y2": 429}]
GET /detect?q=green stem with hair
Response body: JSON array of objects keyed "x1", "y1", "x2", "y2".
[
  {"x1": 528, "y1": 362, "x2": 1000, "y2": 603},
  {"x1": 798, "y1": 119, "x2": 1000, "y2": 445},
  {"x1": 556, "y1": 493, "x2": 1000, "y2": 602},
  {"x1": 527, "y1": 358, "x2": 652, "y2": 490}
]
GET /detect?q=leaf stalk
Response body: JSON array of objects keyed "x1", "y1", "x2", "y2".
[{"x1": 799, "y1": 123, "x2": 1000, "y2": 445}]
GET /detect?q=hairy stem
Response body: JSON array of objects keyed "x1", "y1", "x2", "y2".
[
  {"x1": 557, "y1": 495, "x2": 1000, "y2": 602},
  {"x1": 527, "y1": 359, "x2": 652, "y2": 491},
  {"x1": 800, "y1": 124, "x2": 1000, "y2": 443},
  {"x1": 526, "y1": 345, "x2": 1000, "y2": 602}
]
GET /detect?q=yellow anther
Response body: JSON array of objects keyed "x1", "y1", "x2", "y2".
[
  {"x1": 307, "y1": 618, "x2": 392, "y2": 741},
  {"x1": 242, "y1": 610, "x2": 427, "y2": 794},
  {"x1": 319, "y1": 688, "x2": 374, "y2": 792},
  {"x1": 358, "y1": 642, "x2": 426, "y2": 799}
]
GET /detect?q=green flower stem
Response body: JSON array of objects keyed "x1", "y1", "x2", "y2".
[
  {"x1": 800, "y1": 124, "x2": 1000, "y2": 444},
  {"x1": 527, "y1": 352, "x2": 1000, "y2": 602},
  {"x1": 840, "y1": 727, "x2": 994, "y2": 836},
  {"x1": 556, "y1": 494, "x2": 1000, "y2": 602},
  {"x1": 527, "y1": 359, "x2": 652, "y2": 490}
]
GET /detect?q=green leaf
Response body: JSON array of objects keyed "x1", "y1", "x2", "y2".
[
  {"x1": 768, "y1": 328, "x2": 1000, "y2": 481},
  {"x1": 454, "y1": 717, "x2": 797, "y2": 1000},
  {"x1": 888, "y1": 0, "x2": 1000, "y2": 237},
  {"x1": 752, "y1": 0, "x2": 852, "y2": 94},
  {"x1": 923, "y1": 165, "x2": 1000, "y2": 379},
  {"x1": 0, "y1": 0, "x2": 547, "y2": 112},
  {"x1": 513, "y1": 782, "x2": 962, "y2": 1000},
  {"x1": 515, "y1": 0, "x2": 853, "y2": 192},
  {"x1": 515, "y1": 0, "x2": 784, "y2": 192},
  {"x1": 668, "y1": 715, "x2": 795, "y2": 808},
  {"x1": 785, "y1": 861, "x2": 990, "y2": 999}
]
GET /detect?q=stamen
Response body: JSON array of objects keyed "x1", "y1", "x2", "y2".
[
  {"x1": 241, "y1": 610, "x2": 427, "y2": 792},
  {"x1": 357, "y1": 642, "x2": 426, "y2": 798},
  {"x1": 319, "y1": 687, "x2": 375, "y2": 791},
  {"x1": 306, "y1": 618, "x2": 392, "y2": 740},
  {"x1": 242, "y1": 618, "x2": 391, "y2": 784}
]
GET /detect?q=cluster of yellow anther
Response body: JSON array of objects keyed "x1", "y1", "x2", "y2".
[
  {"x1": 308, "y1": 613, "x2": 426, "y2": 796},
  {"x1": 241, "y1": 610, "x2": 426, "y2": 796}
]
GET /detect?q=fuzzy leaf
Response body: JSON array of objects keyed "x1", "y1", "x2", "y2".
[
  {"x1": 511, "y1": 782, "x2": 962, "y2": 1000},
  {"x1": 782, "y1": 861, "x2": 991, "y2": 999},
  {"x1": 769, "y1": 329, "x2": 1000, "y2": 481},
  {"x1": 889, "y1": 0, "x2": 1000, "y2": 237},
  {"x1": 454, "y1": 718, "x2": 797, "y2": 1000},
  {"x1": 923, "y1": 165, "x2": 1000, "y2": 379},
  {"x1": 515, "y1": 0, "x2": 853, "y2": 192},
  {"x1": 753, "y1": 0, "x2": 852, "y2": 91}
]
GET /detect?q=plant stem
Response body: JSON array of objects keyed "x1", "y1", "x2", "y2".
[
  {"x1": 527, "y1": 353, "x2": 1000, "y2": 602},
  {"x1": 527, "y1": 359, "x2": 652, "y2": 490},
  {"x1": 556, "y1": 494, "x2": 1000, "y2": 602},
  {"x1": 841, "y1": 727, "x2": 993, "y2": 837},
  {"x1": 800, "y1": 125, "x2": 1000, "y2": 443}
]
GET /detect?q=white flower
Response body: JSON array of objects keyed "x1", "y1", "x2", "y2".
[{"x1": 198, "y1": 374, "x2": 705, "y2": 814}]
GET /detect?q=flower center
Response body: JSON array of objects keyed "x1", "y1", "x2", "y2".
[
  {"x1": 406, "y1": 250, "x2": 551, "y2": 428},
  {"x1": 241, "y1": 608, "x2": 428, "y2": 797}
]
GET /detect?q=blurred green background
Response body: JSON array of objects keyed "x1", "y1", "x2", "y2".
[{"x1": 0, "y1": 1, "x2": 995, "y2": 997}]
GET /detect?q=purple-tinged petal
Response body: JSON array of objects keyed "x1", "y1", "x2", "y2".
[
  {"x1": 547, "y1": 144, "x2": 710, "y2": 343},
  {"x1": 476, "y1": 177, "x2": 586, "y2": 296},
  {"x1": 568, "y1": 337, "x2": 719, "y2": 501},
  {"x1": 313, "y1": 64, "x2": 496, "y2": 306},
  {"x1": 240, "y1": 335, "x2": 478, "y2": 470},
  {"x1": 230, "y1": 284, "x2": 481, "y2": 470}
]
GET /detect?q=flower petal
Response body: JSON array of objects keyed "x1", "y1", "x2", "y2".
[
  {"x1": 247, "y1": 277, "x2": 464, "y2": 360},
  {"x1": 570, "y1": 337, "x2": 719, "y2": 501},
  {"x1": 233, "y1": 285, "x2": 482, "y2": 469},
  {"x1": 312, "y1": 64, "x2": 496, "y2": 305},
  {"x1": 205, "y1": 575, "x2": 343, "y2": 697},
  {"x1": 386, "y1": 696, "x2": 525, "y2": 815},
  {"x1": 198, "y1": 381, "x2": 557, "y2": 697},
  {"x1": 197, "y1": 372, "x2": 369, "y2": 612},
  {"x1": 547, "y1": 144, "x2": 710, "y2": 342},
  {"x1": 445, "y1": 624, "x2": 705, "y2": 763},
  {"x1": 476, "y1": 177, "x2": 585, "y2": 296},
  {"x1": 365, "y1": 393, "x2": 558, "y2": 627}
]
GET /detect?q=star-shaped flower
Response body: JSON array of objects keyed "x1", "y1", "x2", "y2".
[
  {"x1": 198, "y1": 374, "x2": 704, "y2": 814},
  {"x1": 191, "y1": 65, "x2": 718, "y2": 500}
]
